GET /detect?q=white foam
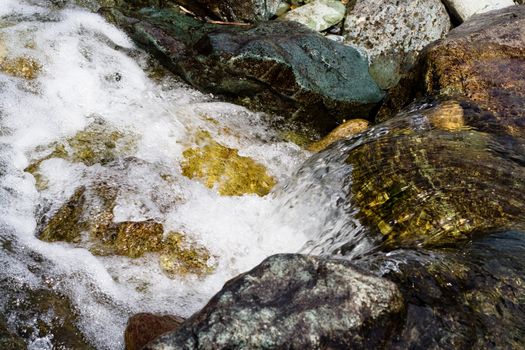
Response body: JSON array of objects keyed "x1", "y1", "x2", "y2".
[{"x1": 0, "y1": 2, "x2": 333, "y2": 349}]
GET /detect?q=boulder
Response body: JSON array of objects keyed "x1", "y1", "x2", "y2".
[
  {"x1": 144, "y1": 254, "x2": 404, "y2": 349},
  {"x1": 124, "y1": 313, "x2": 184, "y2": 350},
  {"x1": 101, "y1": 7, "x2": 384, "y2": 133},
  {"x1": 379, "y1": 5, "x2": 525, "y2": 128},
  {"x1": 279, "y1": 0, "x2": 346, "y2": 32},
  {"x1": 355, "y1": 230, "x2": 525, "y2": 348},
  {"x1": 441, "y1": 0, "x2": 515, "y2": 22},
  {"x1": 343, "y1": 0, "x2": 450, "y2": 89},
  {"x1": 302, "y1": 99, "x2": 525, "y2": 254}
]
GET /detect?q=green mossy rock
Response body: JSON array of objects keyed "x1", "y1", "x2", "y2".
[{"x1": 101, "y1": 7, "x2": 384, "y2": 133}]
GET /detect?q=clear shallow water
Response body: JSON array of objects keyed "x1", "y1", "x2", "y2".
[{"x1": 0, "y1": 1, "x2": 349, "y2": 348}]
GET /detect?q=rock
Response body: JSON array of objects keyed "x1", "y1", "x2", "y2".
[
  {"x1": 171, "y1": 0, "x2": 281, "y2": 22},
  {"x1": 181, "y1": 132, "x2": 276, "y2": 196},
  {"x1": 307, "y1": 118, "x2": 368, "y2": 152},
  {"x1": 420, "y1": 5, "x2": 525, "y2": 136},
  {"x1": 343, "y1": 0, "x2": 450, "y2": 89},
  {"x1": 39, "y1": 187, "x2": 87, "y2": 243},
  {"x1": 442, "y1": 0, "x2": 515, "y2": 22},
  {"x1": 113, "y1": 221, "x2": 164, "y2": 258},
  {"x1": 379, "y1": 6, "x2": 525, "y2": 128},
  {"x1": 101, "y1": 7, "x2": 384, "y2": 133},
  {"x1": 159, "y1": 233, "x2": 216, "y2": 277},
  {"x1": 0, "y1": 279, "x2": 94, "y2": 350},
  {"x1": 303, "y1": 99, "x2": 525, "y2": 255},
  {"x1": 356, "y1": 230, "x2": 525, "y2": 348},
  {"x1": 124, "y1": 313, "x2": 184, "y2": 350},
  {"x1": 0, "y1": 55, "x2": 41, "y2": 80},
  {"x1": 0, "y1": 316, "x2": 26, "y2": 350},
  {"x1": 144, "y1": 254, "x2": 404, "y2": 349},
  {"x1": 38, "y1": 181, "x2": 215, "y2": 276},
  {"x1": 279, "y1": 0, "x2": 346, "y2": 32}
]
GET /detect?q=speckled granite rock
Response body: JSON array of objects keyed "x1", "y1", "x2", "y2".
[
  {"x1": 343, "y1": 0, "x2": 450, "y2": 89},
  {"x1": 101, "y1": 7, "x2": 384, "y2": 133},
  {"x1": 144, "y1": 254, "x2": 404, "y2": 349}
]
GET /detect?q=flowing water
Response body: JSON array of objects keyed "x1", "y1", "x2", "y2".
[{"x1": 0, "y1": 1, "x2": 351, "y2": 348}]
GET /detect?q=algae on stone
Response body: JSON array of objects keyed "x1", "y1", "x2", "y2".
[
  {"x1": 181, "y1": 136, "x2": 276, "y2": 196},
  {"x1": 159, "y1": 232, "x2": 216, "y2": 277},
  {"x1": 39, "y1": 187, "x2": 86, "y2": 243},
  {"x1": 114, "y1": 221, "x2": 164, "y2": 258}
]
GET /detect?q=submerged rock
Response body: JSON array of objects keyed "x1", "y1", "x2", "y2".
[
  {"x1": 279, "y1": 0, "x2": 346, "y2": 32},
  {"x1": 307, "y1": 118, "x2": 369, "y2": 152},
  {"x1": 101, "y1": 7, "x2": 384, "y2": 133},
  {"x1": 38, "y1": 180, "x2": 215, "y2": 277},
  {"x1": 124, "y1": 313, "x2": 184, "y2": 350},
  {"x1": 343, "y1": 0, "x2": 450, "y2": 89},
  {"x1": 303, "y1": 99, "x2": 525, "y2": 255},
  {"x1": 0, "y1": 316, "x2": 25, "y2": 350},
  {"x1": 0, "y1": 56, "x2": 41, "y2": 80},
  {"x1": 181, "y1": 134, "x2": 275, "y2": 196},
  {"x1": 356, "y1": 231, "x2": 525, "y2": 348},
  {"x1": 442, "y1": 0, "x2": 515, "y2": 22},
  {"x1": 144, "y1": 254, "x2": 404, "y2": 349}
]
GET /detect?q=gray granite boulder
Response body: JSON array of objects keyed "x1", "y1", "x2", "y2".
[{"x1": 144, "y1": 254, "x2": 404, "y2": 349}]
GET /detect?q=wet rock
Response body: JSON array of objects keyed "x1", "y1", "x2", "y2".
[
  {"x1": 302, "y1": 99, "x2": 525, "y2": 255},
  {"x1": 101, "y1": 7, "x2": 384, "y2": 133},
  {"x1": 343, "y1": 0, "x2": 450, "y2": 89},
  {"x1": 181, "y1": 133, "x2": 275, "y2": 196},
  {"x1": 380, "y1": 6, "x2": 525, "y2": 130},
  {"x1": 39, "y1": 187, "x2": 86, "y2": 243},
  {"x1": 420, "y1": 5, "x2": 525, "y2": 136},
  {"x1": 279, "y1": 0, "x2": 346, "y2": 32},
  {"x1": 38, "y1": 182, "x2": 215, "y2": 276},
  {"x1": 159, "y1": 232, "x2": 216, "y2": 277},
  {"x1": 356, "y1": 231, "x2": 525, "y2": 348},
  {"x1": 307, "y1": 118, "x2": 368, "y2": 152},
  {"x1": 0, "y1": 316, "x2": 25, "y2": 350},
  {"x1": 144, "y1": 254, "x2": 404, "y2": 349},
  {"x1": 0, "y1": 278, "x2": 94, "y2": 350},
  {"x1": 171, "y1": 0, "x2": 281, "y2": 22},
  {"x1": 442, "y1": 0, "x2": 515, "y2": 22},
  {"x1": 113, "y1": 221, "x2": 164, "y2": 258},
  {"x1": 124, "y1": 313, "x2": 184, "y2": 350},
  {"x1": 0, "y1": 56, "x2": 41, "y2": 80}
]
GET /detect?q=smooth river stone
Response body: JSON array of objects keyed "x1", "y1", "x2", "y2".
[
  {"x1": 442, "y1": 0, "x2": 516, "y2": 22},
  {"x1": 280, "y1": 0, "x2": 346, "y2": 32}
]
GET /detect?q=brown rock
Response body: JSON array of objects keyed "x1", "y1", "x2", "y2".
[
  {"x1": 307, "y1": 118, "x2": 369, "y2": 152},
  {"x1": 124, "y1": 313, "x2": 184, "y2": 350}
]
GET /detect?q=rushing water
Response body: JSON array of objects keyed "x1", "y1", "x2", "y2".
[{"x1": 0, "y1": 1, "x2": 354, "y2": 348}]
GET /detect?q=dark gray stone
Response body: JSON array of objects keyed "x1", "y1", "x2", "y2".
[{"x1": 144, "y1": 254, "x2": 404, "y2": 349}]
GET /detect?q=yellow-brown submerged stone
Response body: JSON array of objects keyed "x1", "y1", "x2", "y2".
[
  {"x1": 159, "y1": 232, "x2": 215, "y2": 277},
  {"x1": 0, "y1": 56, "x2": 41, "y2": 79},
  {"x1": 308, "y1": 119, "x2": 369, "y2": 152},
  {"x1": 181, "y1": 138, "x2": 276, "y2": 196}
]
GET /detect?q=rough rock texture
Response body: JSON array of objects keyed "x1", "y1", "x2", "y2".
[
  {"x1": 356, "y1": 231, "x2": 525, "y2": 348},
  {"x1": 442, "y1": 0, "x2": 515, "y2": 22},
  {"x1": 379, "y1": 5, "x2": 525, "y2": 127},
  {"x1": 279, "y1": 0, "x2": 346, "y2": 32},
  {"x1": 101, "y1": 7, "x2": 384, "y2": 133},
  {"x1": 171, "y1": 0, "x2": 281, "y2": 22},
  {"x1": 125, "y1": 313, "x2": 184, "y2": 350},
  {"x1": 343, "y1": 0, "x2": 450, "y2": 89},
  {"x1": 144, "y1": 254, "x2": 404, "y2": 349}
]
